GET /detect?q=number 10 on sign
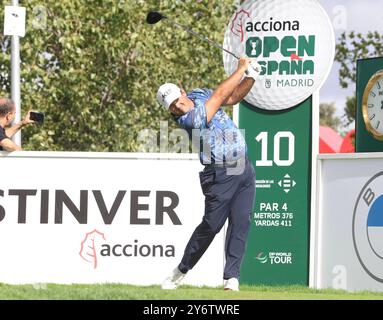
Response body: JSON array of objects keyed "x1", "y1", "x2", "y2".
[{"x1": 255, "y1": 132, "x2": 295, "y2": 167}]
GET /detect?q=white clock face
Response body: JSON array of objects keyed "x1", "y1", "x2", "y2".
[{"x1": 366, "y1": 75, "x2": 383, "y2": 135}]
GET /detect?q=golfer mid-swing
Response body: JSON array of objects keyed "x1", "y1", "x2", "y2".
[{"x1": 157, "y1": 57, "x2": 258, "y2": 291}]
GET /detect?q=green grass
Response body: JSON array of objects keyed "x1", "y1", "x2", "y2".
[{"x1": 0, "y1": 283, "x2": 382, "y2": 300}]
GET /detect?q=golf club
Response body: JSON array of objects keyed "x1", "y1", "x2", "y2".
[{"x1": 146, "y1": 11, "x2": 240, "y2": 60}]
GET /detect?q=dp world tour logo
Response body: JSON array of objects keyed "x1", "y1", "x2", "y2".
[
  {"x1": 353, "y1": 172, "x2": 383, "y2": 282},
  {"x1": 255, "y1": 251, "x2": 292, "y2": 264},
  {"x1": 255, "y1": 252, "x2": 268, "y2": 264}
]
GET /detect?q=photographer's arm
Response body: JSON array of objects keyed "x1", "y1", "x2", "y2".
[
  {"x1": 0, "y1": 138, "x2": 22, "y2": 151},
  {"x1": 6, "y1": 121, "x2": 25, "y2": 138},
  {"x1": 5, "y1": 110, "x2": 35, "y2": 138}
]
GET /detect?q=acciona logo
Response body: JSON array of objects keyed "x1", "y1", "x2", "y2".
[
  {"x1": 79, "y1": 229, "x2": 106, "y2": 269},
  {"x1": 245, "y1": 17, "x2": 300, "y2": 33},
  {"x1": 223, "y1": 0, "x2": 335, "y2": 110},
  {"x1": 79, "y1": 229, "x2": 175, "y2": 269}
]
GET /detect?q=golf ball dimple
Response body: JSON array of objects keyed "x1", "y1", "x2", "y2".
[{"x1": 223, "y1": 0, "x2": 335, "y2": 110}]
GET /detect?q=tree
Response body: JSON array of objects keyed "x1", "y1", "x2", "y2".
[
  {"x1": 0, "y1": 0, "x2": 236, "y2": 151},
  {"x1": 320, "y1": 102, "x2": 341, "y2": 131},
  {"x1": 343, "y1": 95, "x2": 356, "y2": 127},
  {"x1": 335, "y1": 31, "x2": 383, "y2": 124}
]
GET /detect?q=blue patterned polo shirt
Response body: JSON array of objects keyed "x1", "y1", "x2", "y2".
[{"x1": 175, "y1": 88, "x2": 247, "y2": 165}]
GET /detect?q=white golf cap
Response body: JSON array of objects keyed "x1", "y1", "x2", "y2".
[{"x1": 157, "y1": 83, "x2": 181, "y2": 109}]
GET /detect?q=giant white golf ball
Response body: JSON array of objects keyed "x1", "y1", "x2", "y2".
[{"x1": 223, "y1": 0, "x2": 335, "y2": 110}]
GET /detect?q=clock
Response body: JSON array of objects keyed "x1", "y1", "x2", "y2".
[{"x1": 362, "y1": 70, "x2": 383, "y2": 140}]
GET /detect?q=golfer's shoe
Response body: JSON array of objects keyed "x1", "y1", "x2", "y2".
[
  {"x1": 224, "y1": 277, "x2": 239, "y2": 291},
  {"x1": 161, "y1": 267, "x2": 186, "y2": 290}
]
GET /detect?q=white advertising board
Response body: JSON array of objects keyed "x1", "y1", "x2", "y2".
[
  {"x1": 312, "y1": 153, "x2": 383, "y2": 291},
  {"x1": 0, "y1": 152, "x2": 224, "y2": 287}
]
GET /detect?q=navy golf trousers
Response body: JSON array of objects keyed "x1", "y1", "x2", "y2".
[{"x1": 178, "y1": 157, "x2": 256, "y2": 280}]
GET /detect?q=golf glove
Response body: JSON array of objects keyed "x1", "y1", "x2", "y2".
[{"x1": 245, "y1": 60, "x2": 261, "y2": 80}]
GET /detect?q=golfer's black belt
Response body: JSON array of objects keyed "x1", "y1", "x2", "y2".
[{"x1": 205, "y1": 157, "x2": 248, "y2": 168}]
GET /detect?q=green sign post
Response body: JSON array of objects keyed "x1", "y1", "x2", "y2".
[{"x1": 239, "y1": 99, "x2": 312, "y2": 285}]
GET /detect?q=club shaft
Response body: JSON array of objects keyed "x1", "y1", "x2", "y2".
[{"x1": 168, "y1": 20, "x2": 239, "y2": 60}]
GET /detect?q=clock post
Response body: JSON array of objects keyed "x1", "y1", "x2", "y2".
[{"x1": 356, "y1": 57, "x2": 383, "y2": 151}]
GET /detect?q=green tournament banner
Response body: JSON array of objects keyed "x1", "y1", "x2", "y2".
[
  {"x1": 223, "y1": 0, "x2": 335, "y2": 285},
  {"x1": 239, "y1": 99, "x2": 312, "y2": 285}
]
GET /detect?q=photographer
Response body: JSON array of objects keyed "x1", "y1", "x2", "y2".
[{"x1": 0, "y1": 98, "x2": 36, "y2": 151}]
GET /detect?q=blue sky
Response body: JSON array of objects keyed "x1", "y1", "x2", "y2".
[{"x1": 319, "y1": 0, "x2": 383, "y2": 124}]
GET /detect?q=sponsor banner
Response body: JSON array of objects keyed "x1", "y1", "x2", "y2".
[
  {"x1": 314, "y1": 154, "x2": 383, "y2": 291},
  {"x1": 0, "y1": 152, "x2": 224, "y2": 286}
]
